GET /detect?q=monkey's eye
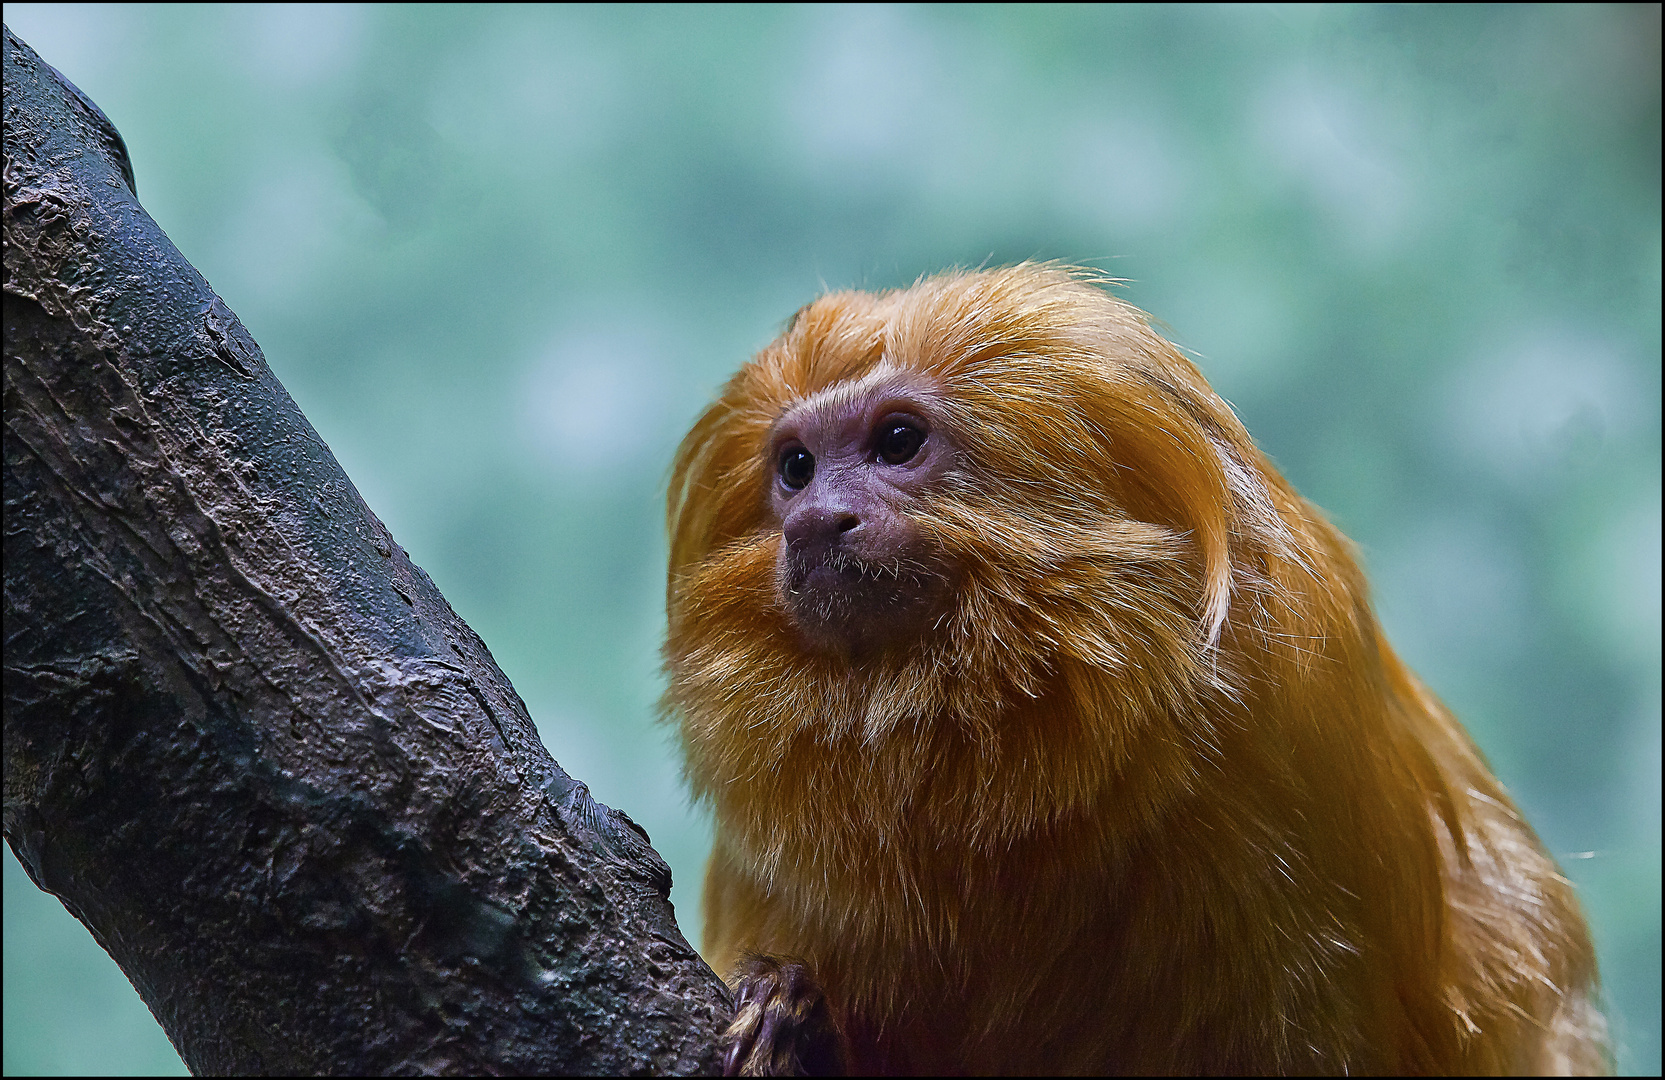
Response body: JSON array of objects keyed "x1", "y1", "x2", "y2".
[
  {"x1": 877, "y1": 420, "x2": 925, "y2": 465},
  {"x1": 779, "y1": 446, "x2": 815, "y2": 490}
]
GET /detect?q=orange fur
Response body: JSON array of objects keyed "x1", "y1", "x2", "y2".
[{"x1": 663, "y1": 265, "x2": 1605, "y2": 1074}]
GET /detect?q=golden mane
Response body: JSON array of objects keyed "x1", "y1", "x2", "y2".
[{"x1": 664, "y1": 265, "x2": 1604, "y2": 1074}]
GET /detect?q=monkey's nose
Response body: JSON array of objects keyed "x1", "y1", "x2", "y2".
[{"x1": 783, "y1": 506, "x2": 860, "y2": 553}]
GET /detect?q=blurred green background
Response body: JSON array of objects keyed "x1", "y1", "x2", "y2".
[{"x1": 3, "y1": 4, "x2": 1658, "y2": 1075}]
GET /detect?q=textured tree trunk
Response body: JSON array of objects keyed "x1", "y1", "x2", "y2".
[{"x1": 2, "y1": 26, "x2": 728, "y2": 1075}]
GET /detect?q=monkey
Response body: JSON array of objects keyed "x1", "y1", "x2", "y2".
[{"x1": 661, "y1": 264, "x2": 1606, "y2": 1075}]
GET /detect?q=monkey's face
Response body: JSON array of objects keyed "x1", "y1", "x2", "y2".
[
  {"x1": 669, "y1": 266, "x2": 1263, "y2": 748},
  {"x1": 765, "y1": 367, "x2": 959, "y2": 657}
]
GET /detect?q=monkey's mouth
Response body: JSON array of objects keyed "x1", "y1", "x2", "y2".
[
  {"x1": 787, "y1": 547, "x2": 929, "y2": 597},
  {"x1": 814, "y1": 549, "x2": 913, "y2": 584},
  {"x1": 777, "y1": 547, "x2": 950, "y2": 652}
]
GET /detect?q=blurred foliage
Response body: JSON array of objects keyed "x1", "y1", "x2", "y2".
[{"x1": 3, "y1": 4, "x2": 1658, "y2": 1076}]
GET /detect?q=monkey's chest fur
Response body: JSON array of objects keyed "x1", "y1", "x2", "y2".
[{"x1": 696, "y1": 709, "x2": 1416, "y2": 1076}]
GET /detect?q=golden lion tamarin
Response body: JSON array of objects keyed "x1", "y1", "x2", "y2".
[{"x1": 662, "y1": 265, "x2": 1605, "y2": 1075}]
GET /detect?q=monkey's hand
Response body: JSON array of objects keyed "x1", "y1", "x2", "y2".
[{"x1": 722, "y1": 955, "x2": 849, "y2": 1077}]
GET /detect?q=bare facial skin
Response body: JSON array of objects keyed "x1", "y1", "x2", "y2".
[{"x1": 766, "y1": 370, "x2": 957, "y2": 657}]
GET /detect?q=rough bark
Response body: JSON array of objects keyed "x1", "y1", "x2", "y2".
[{"x1": 2, "y1": 26, "x2": 729, "y2": 1075}]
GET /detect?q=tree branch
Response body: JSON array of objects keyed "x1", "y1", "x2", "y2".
[{"x1": 3, "y1": 25, "x2": 728, "y2": 1075}]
